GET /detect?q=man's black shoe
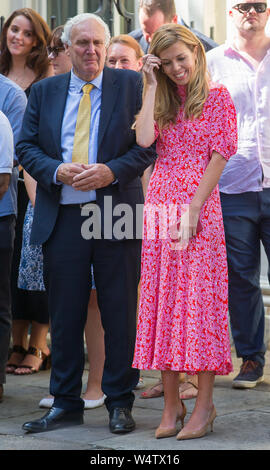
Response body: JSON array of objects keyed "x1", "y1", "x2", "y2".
[
  {"x1": 109, "y1": 407, "x2": 135, "y2": 434},
  {"x1": 22, "y1": 406, "x2": 84, "y2": 433},
  {"x1": 232, "y1": 360, "x2": 264, "y2": 389}
]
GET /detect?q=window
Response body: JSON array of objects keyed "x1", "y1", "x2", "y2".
[
  {"x1": 85, "y1": 1, "x2": 135, "y2": 34},
  {"x1": 46, "y1": 0, "x2": 136, "y2": 33},
  {"x1": 47, "y1": 0, "x2": 78, "y2": 28}
]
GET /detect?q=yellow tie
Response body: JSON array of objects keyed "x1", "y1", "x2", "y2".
[{"x1": 72, "y1": 83, "x2": 94, "y2": 165}]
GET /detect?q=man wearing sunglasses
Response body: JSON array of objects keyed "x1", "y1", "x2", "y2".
[{"x1": 207, "y1": 1, "x2": 270, "y2": 390}]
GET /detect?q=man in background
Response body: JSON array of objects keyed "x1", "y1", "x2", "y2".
[
  {"x1": 130, "y1": 0, "x2": 217, "y2": 53},
  {"x1": 207, "y1": 0, "x2": 270, "y2": 389}
]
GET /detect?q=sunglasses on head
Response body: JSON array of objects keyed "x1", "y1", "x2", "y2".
[
  {"x1": 233, "y1": 2, "x2": 267, "y2": 13},
  {"x1": 47, "y1": 46, "x2": 65, "y2": 57}
]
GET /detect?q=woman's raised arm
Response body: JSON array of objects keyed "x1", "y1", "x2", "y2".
[{"x1": 136, "y1": 54, "x2": 160, "y2": 148}]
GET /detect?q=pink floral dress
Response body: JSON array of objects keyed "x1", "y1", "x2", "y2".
[{"x1": 132, "y1": 84, "x2": 237, "y2": 375}]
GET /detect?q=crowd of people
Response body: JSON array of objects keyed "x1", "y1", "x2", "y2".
[{"x1": 0, "y1": 0, "x2": 269, "y2": 442}]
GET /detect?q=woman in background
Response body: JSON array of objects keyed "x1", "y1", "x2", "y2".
[
  {"x1": 106, "y1": 34, "x2": 143, "y2": 71},
  {"x1": 0, "y1": 8, "x2": 53, "y2": 375}
]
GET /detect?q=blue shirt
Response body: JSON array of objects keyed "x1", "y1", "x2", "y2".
[
  {"x1": 57, "y1": 69, "x2": 103, "y2": 204},
  {"x1": 0, "y1": 74, "x2": 27, "y2": 216}
]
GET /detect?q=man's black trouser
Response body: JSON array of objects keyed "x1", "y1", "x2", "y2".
[{"x1": 42, "y1": 205, "x2": 140, "y2": 412}]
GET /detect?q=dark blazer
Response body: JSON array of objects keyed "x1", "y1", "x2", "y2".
[{"x1": 16, "y1": 67, "x2": 156, "y2": 245}]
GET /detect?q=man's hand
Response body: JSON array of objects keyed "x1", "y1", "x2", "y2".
[
  {"x1": 56, "y1": 163, "x2": 85, "y2": 186},
  {"x1": 72, "y1": 164, "x2": 115, "y2": 191},
  {"x1": 0, "y1": 174, "x2": 11, "y2": 200}
]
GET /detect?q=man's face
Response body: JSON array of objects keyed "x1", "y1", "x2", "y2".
[
  {"x1": 66, "y1": 18, "x2": 107, "y2": 81},
  {"x1": 230, "y1": 1, "x2": 270, "y2": 34},
  {"x1": 139, "y1": 8, "x2": 167, "y2": 43}
]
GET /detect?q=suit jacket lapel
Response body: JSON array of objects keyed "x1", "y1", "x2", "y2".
[
  {"x1": 98, "y1": 67, "x2": 119, "y2": 153},
  {"x1": 51, "y1": 72, "x2": 71, "y2": 158}
]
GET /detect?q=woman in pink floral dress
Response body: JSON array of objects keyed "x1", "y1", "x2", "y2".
[{"x1": 132, "y1": 24, "x2": 237, "y2": 440}]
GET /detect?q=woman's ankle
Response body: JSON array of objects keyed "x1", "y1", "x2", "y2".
[{"x1": 83, "y1": 387, "x2": 103, "y2": 400}]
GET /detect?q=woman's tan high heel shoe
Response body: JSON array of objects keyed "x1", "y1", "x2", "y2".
[
  {"x1": 155, "y1": 401, "x2": 187, "y2": 439},
  {"x1": 176, "y1": 406, "x2": 216, "y2": 440}
]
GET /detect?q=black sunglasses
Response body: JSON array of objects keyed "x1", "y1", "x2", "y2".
[
  {"x1": 47, "y1": 46, "x2": 65, "y2": 57},
  {"x1": 233, "y1": 2, "x2": 267, "y2": 13}
]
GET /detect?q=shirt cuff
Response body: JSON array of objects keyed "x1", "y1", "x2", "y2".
[{"x1": 53, "y1": 165, "x2": 63, "y2": 185}]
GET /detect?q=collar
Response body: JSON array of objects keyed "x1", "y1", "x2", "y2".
[
  {"x1": 224, "y1": 39, "x2": 270, "y2": 57},
  {"x1": 70, "y1": 68, "x2": 103, "y2": 93}
]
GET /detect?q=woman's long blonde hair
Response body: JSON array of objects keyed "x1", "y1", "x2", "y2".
[{"x1": 147, "y1": 24, "x2": 209, "y2": 130}]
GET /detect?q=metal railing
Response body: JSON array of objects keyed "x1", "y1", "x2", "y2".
[{"x1": 0, "y1": 1, "x2": 135, "y2": 35}]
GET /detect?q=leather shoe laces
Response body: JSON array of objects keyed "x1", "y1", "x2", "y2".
[{"x1": 109, "y1": 407, "x2": 135, "y2": 433}]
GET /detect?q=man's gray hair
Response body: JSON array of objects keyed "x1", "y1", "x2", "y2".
[{"x1": 61, "y1": 13, "x2": 111, "y2": 47}]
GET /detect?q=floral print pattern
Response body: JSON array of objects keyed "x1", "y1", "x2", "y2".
[
  {"x1": 132, "y1": 84, "x2": 238, "y2": 375},
  {"x1": 18, "y1": 201, "x2": 46, "y2": 291}
]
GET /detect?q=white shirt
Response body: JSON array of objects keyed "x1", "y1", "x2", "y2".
[
  {"x1": 207, "y1": 42, "x2": 270, "y2": 193},
  {"x1": 0, "y1": 110, "x2": 14, "y2": 174}
]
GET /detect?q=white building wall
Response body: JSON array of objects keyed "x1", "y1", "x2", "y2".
[
  {"x1": 0, "y1": 0, "x2": 11, "y2": 18},
  {"x1": 183, "y1": 0, "x2": 227, "y2": 44},
  {"x1": 175, "y1": 0, "x2": 190, "y2": 24},
  {"x1": 1, "y1": 0, "x2": 45, "y2": 18},
  {"x1": 187, "y1": 0, "x2": 204, "y2": 31}
]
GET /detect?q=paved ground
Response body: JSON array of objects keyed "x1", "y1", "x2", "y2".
[{"x1": 0, "y1": 350, "x2": 269, "y2": 453}]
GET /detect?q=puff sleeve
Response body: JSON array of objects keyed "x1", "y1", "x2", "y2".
[{"x1": 209, "y1": 84, "x2": 238, "y2": 161}]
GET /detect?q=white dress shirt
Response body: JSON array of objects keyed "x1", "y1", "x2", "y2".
[{"x1": 207, "y1": 42, "x2": 270, "y2": 193}]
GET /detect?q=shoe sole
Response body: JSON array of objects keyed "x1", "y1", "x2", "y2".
[
  {"x1": 22, "y1": 417, "x2": 84, "y2": 433},
  {"x1": 232, "y1": 375, "x2": 264, "y2": 389},
  {"x1": 110, "y1": 426, "x2": 136, "y2": 434}
]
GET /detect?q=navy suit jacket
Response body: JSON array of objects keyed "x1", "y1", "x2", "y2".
[{"x1": 16, "y1": 67, "x2": 156, "y2": 245}]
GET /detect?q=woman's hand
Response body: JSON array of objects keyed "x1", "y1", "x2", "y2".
[
  {"x1": 170, "y1": 204, "x2": 201, "y2": 250},
  {"x1": 142, "y1": 54, "x2": 161, "y2": 87},
  {"x1": 135, "y1": 55, "x2": 160, "y2": 147}
]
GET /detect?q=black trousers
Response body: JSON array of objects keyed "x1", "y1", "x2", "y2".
[
  {"x1": 43, "y1": 205, "x2": 140, "y2": 412},
  {"x1": 0, "y1": 215, "x2": 15, "y2": 384}
]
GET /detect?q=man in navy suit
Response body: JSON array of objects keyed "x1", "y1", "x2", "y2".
[{"x1": 17, "y1": 13, "x2": 155, "y2": 434}]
